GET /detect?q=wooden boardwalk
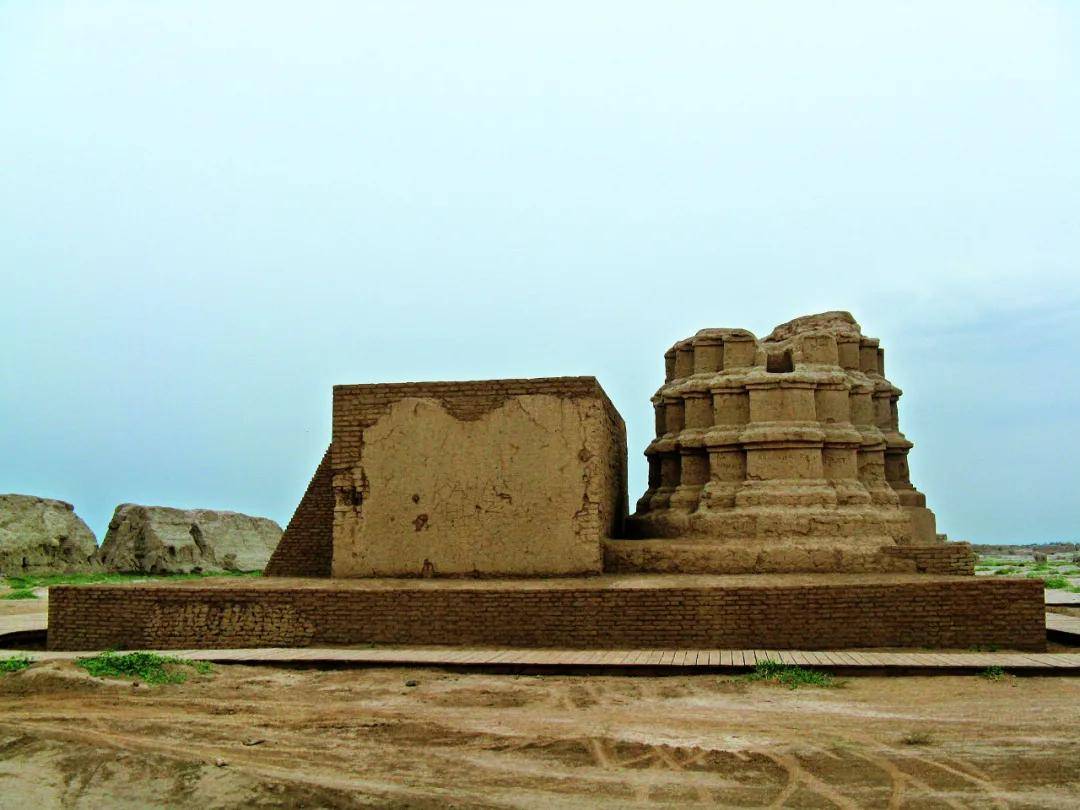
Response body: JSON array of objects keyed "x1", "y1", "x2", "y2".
[
  {"x1": 2, "y1": 645, "x2": 1079, "y2": 671},
  {"x1": 1045, "y1": 590, "x2": 1080, "y2": 605},
  {"x1": 0, "y1": 614, "x2": 47, "y2": 635},
  {"x1": 1046, "y1": 611, "x2": 1080, "y2": 641}
]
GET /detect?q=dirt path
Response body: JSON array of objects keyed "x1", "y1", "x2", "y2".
[{"x1": 1, "y1": 662, "x2": 1078, "y2": 808}]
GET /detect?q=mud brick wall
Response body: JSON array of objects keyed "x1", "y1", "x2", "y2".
[
  {"x1": 48, "y1": 577, "x2": 1045, "y2": 651},
  {"x1": 265, "y1": 377, "x2": 626, "y2": 579},
  {"x1": 330, "y1": 376, "x2": 627, "y2": 577},
  {"x1": 883, "y1": 543, "x2": 976, "y2": 575},
  {"x1": 330, "y1": 376, "x2": 624, "y2": 469},
  {"x1": 264, "y1": 447, "x2": 333, "y2": 577}
]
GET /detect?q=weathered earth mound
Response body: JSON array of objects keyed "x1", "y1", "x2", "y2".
[
  {"x1": 97, "y1": 504, "x2": 281, "y2": 573},
  {"x1": 0, "y1": 494, "x2": 100, "y2": 575}
]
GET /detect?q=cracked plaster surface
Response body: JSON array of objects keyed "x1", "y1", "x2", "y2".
[{"x1": 332, "y1": 394, "x2": 622, "y2": 577}]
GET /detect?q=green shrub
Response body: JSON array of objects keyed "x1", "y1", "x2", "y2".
[
  {"x1": 1, "y1": 588, "x2": 38, "y2": 600},
  {"x1": 75, "y1": 651, "x2": 213, "y2": 685},
  {"x1": 746, "y1": 660, "x2": 839, "y2": 689},
  {"x1": 1042, "y1": 576, "x2": 1071, "y2": 590},
  {"x1": 980, "y1": 666, "x2": 1007, "y2": 681},
  {"x1": 0, "y1": 656, "x2": 32, "y2": 674}
]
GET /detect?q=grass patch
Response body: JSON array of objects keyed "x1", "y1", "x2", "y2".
[
  {"x1": 75, "y1": 651, "x2": 214, "y2": 685},
  {"x1": 992, "y1": 567, "x2": 1019, "y2": 575},
  {"x1": 980, "y1": 666, "x2": 1007, "y2": 681},
  {"x1": 745, "y1": 659, "x2": 840, "y2": 689},
  {"x1": 900, "y1": 731, "x2": 934, "y2": 746},
  {"x1": 979, "y1": 557, "x2": 1029, "y2": 568},
  {"x1": 2, "y1": 570, "x2": 261, "y2": 591},
  {"x1": 1025, "y1": 571, "x2": 1077, "y2": 589},
  {"x1": 0, "y1": 656, "x2": 33, "y2": 674},
  {"x1": 1, "y1": 588, "x2": 39, "y2": 600},
  {"x1": 1041, "y1": 576, "x2": 1072, "y2": 590}
]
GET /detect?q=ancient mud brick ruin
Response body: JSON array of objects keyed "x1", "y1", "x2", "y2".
[
  {"x1": 605, "y1": 311, "x2": 956, "y2": 575},
  {"x1": 47, "y1": 574, "x2": 1044, "y2": 651},
  {"x1": 48, "y1": 313, "x2": 1048, "y2": 652},
  {"x1": 267, "y1": 377, "x2": 626, "y2": 578}
]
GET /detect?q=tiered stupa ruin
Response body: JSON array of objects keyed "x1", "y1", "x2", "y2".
[{"x1": 606, "y1": 311, "x2": 943, "y2": 575}]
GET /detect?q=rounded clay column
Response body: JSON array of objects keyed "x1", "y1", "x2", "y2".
[
  {"x1": 837, "y1": 336, "x2": 861, "y2": 371},
  {"x1": 850, "y1": 380, "x2": 898, "y2": 507},
  {"x1": 669, "y1": 391, "x2": 711, "y2": 512},
  {"x1": 738, "y1": 379, "x2": 833, "y2": 508},
  {"x1": 664, "y1": 348, "x2": 677, "y2": 384},
  {"x1": 674, "y1": 339, "x2": 695, "y2": 381},
  {"x1": 646, "y1": 396, "x2": 684, "y2": 511},
  {"x1": 692, "y1": 333, "x2": 724, "y2": 375},
  {"x1": 699, "y1": 382, "x2": 748, "y2": 510},
  {"x1": 815, "y1": 380, "x2": 869, "y2": 506}
]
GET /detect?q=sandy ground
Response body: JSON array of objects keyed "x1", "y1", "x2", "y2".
[
  {"x1": 0, "y1": 660, "x2": 1077, "y2": 809},
  {"x1": 2, "y1": 586, "x2": 1077, "y2": 807}
]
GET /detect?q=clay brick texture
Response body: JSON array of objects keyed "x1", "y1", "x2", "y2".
[
  {"x1": 47, "y1": 576, "x2": 1046, "y2": 652},
  {"x1": 882, "y1": 543, "x2": 977, "y2": 575},
  {"x1": 267, "y1": 376, "x2": 627, "y2": 578},
  {"x1": 263, "y1": 447, "x2": 333, "y2": 577}
]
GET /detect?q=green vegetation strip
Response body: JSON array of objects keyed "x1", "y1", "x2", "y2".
[
  {"x1": 1, "y1": 570, "x2": 262, "y2": 594},
  {"x1": 976, "y1": 556, "x2": 1080, "y2": 590},
  {"x1": 745, "y1": 660, "x2": 839, "y2": 689},
  {"x1": 1040, "y1": 575, "x2": 1071, "y2": 590},
  {"x1": 0, "y1": 656, "x2": 33, "y2": 673},
  {"x1": 75, "y1": 651, "x2": 214, "y2": 685},
  {"x1": 1, "y1": 588, "x2": 39, "y2": 600}
]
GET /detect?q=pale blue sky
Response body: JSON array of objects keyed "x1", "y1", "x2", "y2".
[{"x1": 2, "y1": 2, "x2": 1078, "y2": 543}]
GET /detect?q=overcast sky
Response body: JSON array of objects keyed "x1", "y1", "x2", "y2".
[{"x1": 2, "y1": 2, "x2": 1078, "y2": 544}]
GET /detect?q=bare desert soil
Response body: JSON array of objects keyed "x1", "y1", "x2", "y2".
[{"x1": 0, "y1": 660, "x2": 1078, "y2": 809}]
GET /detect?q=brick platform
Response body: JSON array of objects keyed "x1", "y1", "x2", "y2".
[{"x1": 47, "y1": 574, "x2": 1046, "y2": 652}]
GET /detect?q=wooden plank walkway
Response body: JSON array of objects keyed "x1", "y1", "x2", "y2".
[
  {"x1": 2, "y1": 645, "x2": 1079, "y2": 671},
  {"x1": 2, "y1": 610, "x2": 1077, "y2": 672},
  {"x1": 1046, "y1": 612, "x2": 1080, "y2": 641},
  {"x1": 1045, "y1": 591, "x2": 1080, "y2": 605},
  {"x1": 0, "y1": 614, "x2": 47, "y2": 634}
]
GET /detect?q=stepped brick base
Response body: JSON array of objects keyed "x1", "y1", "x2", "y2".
[
  {"x1": 48, "y1": 573, "x2": 1045, "y2": 652},
  {"x1": 603, "y1": 539, "x2": 976, "y2": 575}
]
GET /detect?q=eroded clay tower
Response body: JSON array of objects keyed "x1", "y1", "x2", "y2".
[{"x1": 606, "y1": 311, "x2": 943, "y2": 574}]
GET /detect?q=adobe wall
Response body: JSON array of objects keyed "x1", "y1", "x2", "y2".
[
  {"x1": 47, "y1": 575, "x2": 1046, "y2": 651},
  {"x1": 330, "y1": 377, "x2": 626, "y2": 577}
]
